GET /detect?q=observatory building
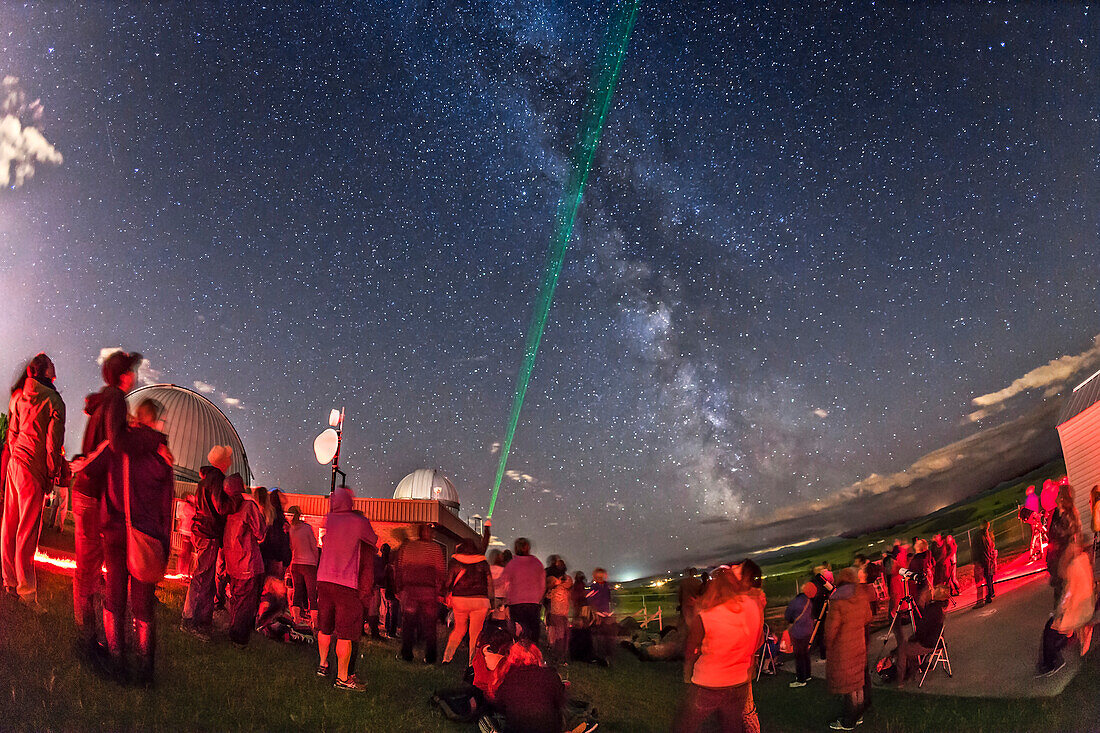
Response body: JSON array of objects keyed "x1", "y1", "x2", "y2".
[
  {"x1": 125, "y1": 384, "x2": 252, "y2": 485},
  {"x1": 1056, "y1": 368, "x2": 1100, "y2": 544}
]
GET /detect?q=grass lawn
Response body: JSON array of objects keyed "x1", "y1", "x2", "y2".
[{"x1": 2, "y1": 566, "x2": 1098, "y2": 731}]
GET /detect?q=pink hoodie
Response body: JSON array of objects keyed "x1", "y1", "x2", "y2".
[{"x1": 317, "y1": 487, "x2": 378, "y2": 590}]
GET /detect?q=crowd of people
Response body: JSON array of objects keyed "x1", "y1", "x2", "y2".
[{"x1": 2, "y1": 351, "x2": 1100, "y2": 732}]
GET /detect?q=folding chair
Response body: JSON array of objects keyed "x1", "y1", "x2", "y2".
[
  {"x1": 756, "y1": 623, "x2": 777, "y2": 681},
  {"x1": 918, "y1": 631, "x2": 952, "y2": 687}
]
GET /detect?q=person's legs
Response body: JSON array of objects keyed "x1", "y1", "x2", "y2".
[
  {"x1": 10, "y1": 467, "x2": 45, "y2": 601},
  {"x1": 0, "y1": 470, "x2": 18, "y2": 592},
  {"x1": 228, "y1": 574, "x2": 261, "y2": 646},
  {"x1": 53, "y1": 486, "x2": 68, "y2": 530},
  {"x1": 131, "y1": 578, "x2": 158, "y2": 683},
  {"x1": 183, "y1": 537, "x2": 219, "y2": 632},
  {"x1": 101, "y1": 526, "x2": 130, "y2": 659},
  {"x1": 672, "y1": 684, "x2": 724, "y2": 733},
  {"x1": 466, "y1": 600, "x2": 490, "y2": 665},
  {"x1": 177, "y1": 536, "x2": 193, "y2": 577},
  {"x1": 841, "y1": 691, "x2": 861, "y2": 727},
  {"x1": 71, "y1": 490, "x2": 103, "y2": 648},
  {"x1": 316, "y1": 581, "x2": 338, "y2": 671},
  {"x1": 1041, "y1": 617, "x2": 1069, "y2": 670},
  {"x1": 419, "y1": 598, "x2": 440, "y2": 663},
  {"x1": 290, "y1": 564, "x2": 308, "y2": 621},
  {"x1": 444, "y1": 597, "x2": 473, "y2": 663},
  {"x1": 595, "y1": 616, "x2": 616, "y2": 662},
  {"x1": 739, "y1": 682, "x2": 758, "y2": 733},
  {"x1": 793, "y1": 636, "x2": 811, "y2": 681},
  {"x1": 400, "y1": 596, "x2": 420, "y2": 660}
]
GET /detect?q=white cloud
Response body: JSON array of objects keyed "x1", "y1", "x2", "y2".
[
  {"x1": 606, "y1": 501, "x2": 625, "y2": 510},
  {"x1": 490, "y1": 441, "x2": 501, "y2": 454},
  {"x1": 1, "y1": 77, "x2": 62, "y2": 189},
  {"x1": 222, "y1": 396, "x2": 242, "y2": 409},
  {"x1": 193, "y1": 380, "x2": 216, "y2": 394},
  {"x1": 971, "y1": 334, "x2": 1100, "y2": 409},
  {"x1": 813, "y1": 408, "x2": 829, "y2": 419}
]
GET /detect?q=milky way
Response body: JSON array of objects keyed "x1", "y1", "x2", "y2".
[{"x1": 1, "y1": 2, "x2": 1097, "y2": 576}]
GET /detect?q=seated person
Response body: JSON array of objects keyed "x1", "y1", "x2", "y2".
[
  {"x1": 483, "y1": 639, "x2": 565, "y2": 733},
  {"x1": 897, "y1": 585, "x2": 948, "y2": 684},
  {"x1": 621, "y1": 624, "x2": 686, "y2": 661},
  {"x1": 256, "y1": 576, "x2": 314, "y2": 643},
  {"x1": 433, "y1": 627, "x2": 513, "y2": 723}
]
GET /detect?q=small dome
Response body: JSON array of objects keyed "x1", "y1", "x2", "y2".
[
  {"x1": 394, "y1": 468, "x2": 459, "y2": 510},
  {"x1": 126, "y1": 384, "x2": 252, "y2": 485}
]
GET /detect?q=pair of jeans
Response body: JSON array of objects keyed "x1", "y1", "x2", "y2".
[
  {"x1": 672, "y1": 681, "x2": 749, "y2": 733},
  {"x1": 792, "y1": 635, "x2": 812, "y2": 681},
  {"x1": 182, "y1": 536, "x2": 219, "y2": 629},
  {"x1": 228, "y1": 574, "x2": 262, "y2": 645},
  {"x1": 102, "y1": 525, "x2": 156, "y2": 623},
  {"x1": 1041, "y1": 616, "x2": 1070, "y2": 670},
  {"x1": 72, "y1": 491, "x2": 103, "y2": 634},
  {"x1": 443, "y1": 596, "x2": 490, "y2": 664},
  {"x1": 401, "y1": 593, "x2": 439, "y2": 662},
  {"x1": 840, "y1": 690, "x2": 865, "y2": 728},
  {"x1": 508, "y1": 602, "x2": 542, "y2": 643},
  {"x1": 0, "y1": 462, "x2": 46, "y2": 600}
]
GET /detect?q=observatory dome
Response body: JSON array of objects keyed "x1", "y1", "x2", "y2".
[
  {"x1": 125, "y1": 384, "x2": 252, "y2": 485},
  {"x1": 394, "y1": 468, "x2": 459, "y2": 510}
]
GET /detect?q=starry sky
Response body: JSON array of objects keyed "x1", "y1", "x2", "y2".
[{"x1": 2, "y1": 2, "x2": 1098, "y2": 578}]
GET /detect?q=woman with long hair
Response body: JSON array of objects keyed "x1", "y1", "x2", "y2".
[
  {"x1": 1047, "y1": 483, "x2": 1082, "y2": 601},
  {"x1": 260, "y1": 488, "x2": 290, "y2": 577},
  {"x1": 674, "y1": 565, "x2": 762, "y2": 733}
]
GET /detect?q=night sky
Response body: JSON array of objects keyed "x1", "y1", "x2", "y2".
[{"x1": 2, "y1": 2, "x2": 1097, "y2": 577}]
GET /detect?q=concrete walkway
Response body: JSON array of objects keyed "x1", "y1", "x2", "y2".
[{"x1": 864, "y1": 555, "x2": 1083, "y2": 698}]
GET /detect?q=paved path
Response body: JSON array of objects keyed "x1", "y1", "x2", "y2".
[{"x1": 865, "y1": 556, "x2": 1082, "y2": 698}]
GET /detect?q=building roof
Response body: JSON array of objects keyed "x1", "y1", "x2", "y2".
[
  {"x1": 127, "y1": 384, "x2": 252, "y2": 484},
  {"x1": 1058, "y1": 368, "x2": 1100, "y2": 427},
  {"x1": 393, "y1": 468, "x2": 459, "y2": 509}
]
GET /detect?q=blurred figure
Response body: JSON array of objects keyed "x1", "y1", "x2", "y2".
[
  {"x1": 896, "y1": 585, "x2": 948, "y2": 686},
  {"x1": 3, "y1": 354, "x2": 65, "y2": 610},
  {"x1": 395, "y1": 522, "x2": 445, "y2": 664},
  {"x1": 906, "y1": 539, "x2": 932, "y2": 608},
  {"x1": 678, "y1": 567, "x2": 704, "y2": 629},
  {"x1": 1046, "y1": 483, "x2": 1082, "y2": 602},
  {"x1": 1091, "y1": 484, "x2": 1100, "y2": 562},
  {"x1": 973, "y1": 520, "x2": 997, "y2": 607},
  {"x1": 674, "y1": 566, "x2": 761, "y2": 733},
  {"x1": 381, "y1": 544, "x2": 400, "y2": 637},
  {"x1": 545, "y1": 559, "x2": 573, "y2": 664},
  {"x1": 503, "y1": 538, "x2": 546, "y2": 644},
  {"x1": 944, "y1": 535, "x2": 960, "y2": 596},
  {"x1": 883, "y1": 540, "x2": 909, "y2": 618},
  {"x1": 442, "y1": 538, "x2": 494, "y2": 667},
  {"x1": 71, "y1": 350, "x2": 140, "y2": 657},
  {"x1": 824, "y1": 567, "x2": 872, "y2": 731},
  {"x1": 930, "y1": 534, "x2": 947, "y2": 587},
  {"x1": 222, "y1": 474, "x2": 263, "y2": 648},
  {"x1": 1037, "y1": 540, "x2": 1095, "y2": 676},
  {"x1": 488, "y1": 549, "x2": 509, "y2": 623},
  {"x1": 175, "y1": 493, "x2": 197, "y2": 578}
]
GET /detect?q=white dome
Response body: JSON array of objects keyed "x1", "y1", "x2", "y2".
[{"x1": 394, "y1": 468, "x2": 459, "y2": 510}]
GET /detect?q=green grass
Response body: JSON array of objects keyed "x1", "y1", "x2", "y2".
[{"x1": 3, "y1": 569, "x2": 1099, "y2": 731}]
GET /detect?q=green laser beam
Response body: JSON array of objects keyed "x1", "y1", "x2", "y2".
[{"x1": 487, "y1": 0, "x2": 639, "y2": 518}]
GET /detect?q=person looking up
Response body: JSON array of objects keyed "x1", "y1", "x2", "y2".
[
  {"x1": 181, "y1": 445, "x2": 236, "y2": 641},
  {"x1": 3, "y1": 353, "x2": 66, "y2": 612}
]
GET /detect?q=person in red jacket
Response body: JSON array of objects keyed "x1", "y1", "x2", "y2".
[{"x1": 2, "y1": 354, "x2": 66, "y2": 610}]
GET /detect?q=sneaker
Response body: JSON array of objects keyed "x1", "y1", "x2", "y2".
[
  {"x1": 829, "y1": 721, "x2": 855, "y2": 731},
  {"x1": 1036, "y1": 661, "x2": 1066, "y2": 678},
  {"x1": 316, "y1": 664, "x2": 329, "y2": 677},
  {"x1": 856, "y1": 716, "x2": 864, "y2": 726},
  {"x1": 334, "y1": 675, "x2": 366, "y2": 692},
  {"x1": 20, "y1": 598, "x2": 47, "y2": 616},
  {"x1": 789, "y1": 680, "x2": 808, "y2": 688}
]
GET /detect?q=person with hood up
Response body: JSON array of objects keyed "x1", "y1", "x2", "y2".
[
  {"x1": 2, "y1": 353, "x2": 66, "y2": 610},
  {"x1": 442, "y1": 538, "x2": 495, "y2": 667},
  {"x1": 181, "y1": 445, "x2": 236, "y2": 641},
  {"x1": 784, "y1": 582, "x2": 818, "y2": 687},
  {"x1": 315, "y1": 486, "x2": 378, "y2": 691},
  {"x1": 395, "y1": 522, "x2": 446, "y2": 664},
  {"x1": 824, "y1": 567, "x2": 872, "y2": 731},
  {"x1": 71, "y1": 350, "x2": 141, "y2": 656}
]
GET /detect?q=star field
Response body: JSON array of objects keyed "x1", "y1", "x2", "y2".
[{"x1": 1, "y1": 2, "x2": 1097, "y2": 577}]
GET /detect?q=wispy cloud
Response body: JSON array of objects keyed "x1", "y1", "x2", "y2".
[
  {"x1": 490, "y1": 441, "x2": 501, "y2": 455},
  {"x1": 1, "y1": 77, "x2": 62, "y2": 189},
  {"x1": 193, "y1": 380, "x2": 216, "y2": 394},
  {"x1": 968, "y1": 334, "x2": 1100, "y2": 421},
  {"x1": 813, "y1": 408, "x2": 829, "y2": 419}
]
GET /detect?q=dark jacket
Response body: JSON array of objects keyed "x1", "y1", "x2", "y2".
[
  {"x1": 974, "y1": 530, "x2": 997, "y2": 571},
  {"x1": 73, "y1": 386, "x2": 127, "y2": 500},
  {"x1": 911, "y1": 600, "x2": 946, "y2": 648},
  {"x1": 447, "y1": 554, "x2": 491, "y2": 598},
  {"x1": 121, "y1": 424, "x2": 174, "y2": 552},
  {"x1": 824, "y1": 583, "x2": 873, "y2": 694},
  {"x1": 784, "y1": 593, "x2": 815, "y2": 640},
  {"x1": 191, "y1": 466, "x2": 238, "y2": 541},
  {"x1": 907, "y1": 551, "x2": 931, "y2": 588},
  {"x1": 395, "y1": 538, "x2": 446, "y2": 599}
]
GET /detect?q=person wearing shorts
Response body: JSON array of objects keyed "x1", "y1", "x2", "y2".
[{"x1": 315, "y1": 487, "x2": 377, "y2": 691}]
